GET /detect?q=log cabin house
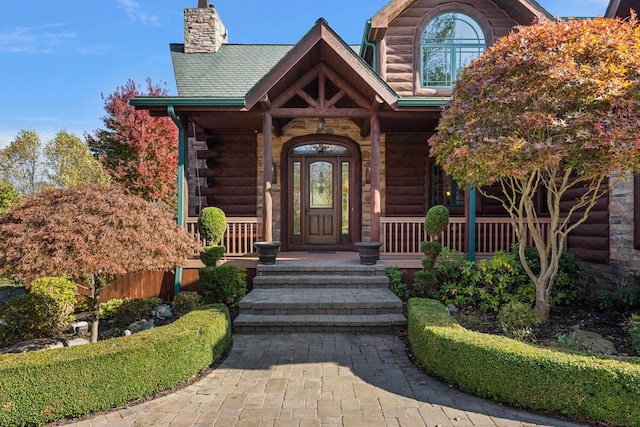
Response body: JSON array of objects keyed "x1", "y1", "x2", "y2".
[{"x1": 130, "y1": 0, "x2": 640, "y2": 290}]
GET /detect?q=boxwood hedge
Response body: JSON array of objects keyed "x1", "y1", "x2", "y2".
[
  {"x1": 0, "y1": 304, "x2": 231, "y2": 427},
  {"x1": 408, "y1": 298, "x2": 640, "y2": 426}
]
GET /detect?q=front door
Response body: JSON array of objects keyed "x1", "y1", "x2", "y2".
[
  {"x1": 287, "y1": 142, "x2": 358, "y2": 249},
  {"x1": 305, "y1": 159, "x2": 339, "y2": 244}
]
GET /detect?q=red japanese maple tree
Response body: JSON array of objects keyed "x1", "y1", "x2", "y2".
[
  {"x1": 86, "y1": 79, "x2": 178, "y2": 209},
  {"x1": 0, "y1": 185, "x2": 199, "y2": 342},
  {"x1": 430, "y1": 16, "x2": 640, "y2": 322}
]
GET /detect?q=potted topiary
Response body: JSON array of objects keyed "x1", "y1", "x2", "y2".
[
  {"x1": 197, "y1": 207, "x2": 227, "y2": 267},
  {"x1": 413, "y1": 205, "x2": 449, "y2": 297}
]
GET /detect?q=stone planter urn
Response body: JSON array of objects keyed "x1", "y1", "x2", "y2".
[
  {"x1": 254, "y1": 241, "x2": 281, "y2": 264},
  {"x1": 354, "y1": 242, "x2": 382, "y2": 265}
]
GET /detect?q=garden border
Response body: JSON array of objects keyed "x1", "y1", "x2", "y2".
[
  {"x1": 0, "y1": 304, "x2": 231, "y2": 426},
  {"x1": 408, "y1": 298, "x2": 640, "y2": 426}
]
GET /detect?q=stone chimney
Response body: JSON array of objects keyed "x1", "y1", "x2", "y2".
[{"x1": 184, "y1": 1, "x2": 228, "y2": 53}]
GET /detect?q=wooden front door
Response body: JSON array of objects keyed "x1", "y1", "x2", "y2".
[
  {"x1": 286, "y1": 141, "x2": 359, "y2": 250},
  {"x1": 305, "y1": 158, "x2": 339, "y2": 244}
]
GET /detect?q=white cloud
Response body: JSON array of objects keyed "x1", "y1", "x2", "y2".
[
  {"x1": 0, "y1": 23, "x2": 76, "y2": 54},
  {"x1": 117, "y1": 0, "x2": 161, "y2": 26}
]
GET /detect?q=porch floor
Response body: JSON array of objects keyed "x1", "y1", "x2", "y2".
[{"x1": 186, "y1": 251, "x2": 422, "y2": 269}]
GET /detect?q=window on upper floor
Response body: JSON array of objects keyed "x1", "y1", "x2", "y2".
[{"x1": 421, "y1": 12, "x2": 486, "y2": 88}]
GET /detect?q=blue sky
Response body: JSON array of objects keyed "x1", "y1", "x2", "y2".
[{"x1": 0, "y1": 0, "x2": 611, "y2": 148}]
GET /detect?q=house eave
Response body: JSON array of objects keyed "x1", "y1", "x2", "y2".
[
  {"x1": 129, "y1": 97, "x2": 247, "y2": 110},
  {"x1": 397, "y1": 97, "x2": 450, "y2": 107}
]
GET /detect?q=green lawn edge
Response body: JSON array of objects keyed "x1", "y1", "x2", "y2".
[
  {"x1": 0, "y1": 304, "x2": 231, "y2": 427},
  {"x1": 407, "y1": 298, "x2": 640, "y2": 426}
]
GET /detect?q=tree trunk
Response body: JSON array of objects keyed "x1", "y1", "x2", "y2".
[
  {"x1": 89, "y1": 273, "x2": 100, "y2": 344},
  {"x1": 535, "y1": 280, "x2": 551, "y2": 323}
]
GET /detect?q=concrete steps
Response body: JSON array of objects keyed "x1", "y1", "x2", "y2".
[{"x1": 233, "y1": 260, "x2": 407, "y2": 334}]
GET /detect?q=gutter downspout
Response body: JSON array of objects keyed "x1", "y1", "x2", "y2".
[
  {"x1": 359, "y1": 19, "x2": 377, "y2": 73},
  {"x1": 168, "y1": 105, "x2": 185, "y2": 296}
]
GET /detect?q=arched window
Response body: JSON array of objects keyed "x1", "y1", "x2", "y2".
[{"x1": 421, "y1": 12, "x2": 486, "y2": 88}]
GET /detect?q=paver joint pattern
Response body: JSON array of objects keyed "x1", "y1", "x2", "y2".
[{"x1": 61, "y1": 333, "x2": 587, "y2": 427}]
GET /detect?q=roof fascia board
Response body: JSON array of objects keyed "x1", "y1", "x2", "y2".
[
  {"x1": 129, "y1": 97, "x2": 246, "y2": 108},
  {"x1": 397, "y1": 97, "x2": 450, "y2": 107}
]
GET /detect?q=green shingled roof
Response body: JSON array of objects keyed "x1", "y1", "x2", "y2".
[{"x1": 170, "y1": 43, "x2": 294, "y2": 98}]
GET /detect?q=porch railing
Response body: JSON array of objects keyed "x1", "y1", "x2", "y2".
[
  {"x1": 380, "y1": 216, "x2": 556, "y2": 256},
  {"x1": 186, "y1": 217, "x2": 261, "y2": 256}
]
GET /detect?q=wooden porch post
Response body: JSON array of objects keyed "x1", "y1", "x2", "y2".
[
  {"x1": 263, "y1": 112, "x2": 273, "y2": 242},
  {"x1": 370, "y1": 114, "x2": 381, "y2": 241}
]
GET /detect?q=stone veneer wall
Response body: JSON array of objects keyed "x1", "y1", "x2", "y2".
[
  {"x1": 581, "y1": 171, "x2": 640, "y2": 293},
  {"x1": 257, "y1": 118, "x2": 386, "y2": 243},
  {"x1": 184, "y1": 5, "x2": 227, "y2": 54}
]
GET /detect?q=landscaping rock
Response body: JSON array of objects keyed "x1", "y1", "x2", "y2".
[
  {"x1": 69, "y1": 321, "x2": 90, "y2": 334},
  {"x1": 123, "y1": 329, "x2": 132, "y2": 336},
  {"x1": 128, "y1": 318, "x2": 155, "y2": 333},
  {"x1": 152, "y1": 304, "x2": 172, "y2": 320},
  {"x1": 572, "y1": 330, "x2": 618, "y2": 355},
  {"x1": 0, "y1": 338, "x2": 64, "y2": 354},
  {"x1": 64, "y1": 338, "x2": 90, "y2": 347}
]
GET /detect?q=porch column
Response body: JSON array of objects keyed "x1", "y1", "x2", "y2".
[
  {"x1": 370, "y1": 114, "x2": 381, "y2": 241},
  {"x1": 468, "y1": 184, "x2": 477, "y2": 262},
  {"x1": 263, "y1": 112, "x2": 273, "y2": 242}
]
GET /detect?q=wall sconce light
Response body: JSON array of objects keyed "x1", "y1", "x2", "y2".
[
  {"x1": 272, "y1": 161, "x2": 278, "y2": 184},
  {"x1": 365, "y1": 166, "x2": 371, "y2": 184},
  {"x1": 317, "y1": 117, "x2": 326, "y2": 134}
]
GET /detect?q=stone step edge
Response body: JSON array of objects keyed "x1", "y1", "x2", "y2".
[
  {"x1": 252, "y1": 283, "x2": 390, "y2": 289},
  {"x1": 253, "y1": 275, "x2": 389, "y2": 282},
  {"x1": 233, "y1": 313, "x2": 407, "y2": 327},
  {"x1": 238, "y1": 307, "x2": 405, "y2": 316},
  {"x1": 257, "y1": 264, "x2": 387, "y2": 275}
]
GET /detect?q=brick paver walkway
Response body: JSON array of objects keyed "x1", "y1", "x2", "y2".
[{"x1": 61, "y1": 334, "x2": 586, "y2": 427}]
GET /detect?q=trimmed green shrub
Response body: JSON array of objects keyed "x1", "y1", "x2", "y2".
[
  {"x1": 497, "y1": 301, "x2": 540, "y2": 341},
  {"x1": 30, "y1": 276, "x2": 77, "y2": 321},
  {"x1": 0, "y1": 293, "x2": 67, "y2": 347},
  {"x1": 200, "y1": 245, "x2": 226, "y2": 267},
  {"x1": 115, "y1": 297, "x2": 163, "y2": 326},
  {"x1": 424, "y1": 205, "x2": 449, "y2": 237},
  {"x1": 408, "y1": 298, "x2": 640, "y2": 426},
  {"x1": 98, "y1": 298, "x2": 126, "y2": 319},
  {"x1": 172, "y1": 291, "x2": 202, "y2": 316},
  {"x1": 414, "y1": 205, "x2": 450, "y2": 298},
  {"x1": 199, "y1": 266, "x2": 247, "y2": 309},
  {"x1": 386, "y1": 266, "x2": 409, "y2": 301},
  {"x1": 0, "y1": 305, "x2": 230, "y2": 426},
  {"x1": 197, "y1": 207, "x2": 227, "y2": 245}
]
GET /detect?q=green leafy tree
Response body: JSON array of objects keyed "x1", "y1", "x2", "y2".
[
  {"x1": 86, "y1": 79, "x2": 178, "y2": 209},
  {"x1": 0, "y1": 130, "x2": 47, "y2": 195},
  {"x1": 44, "y1": 130, "x2": 111, "y2": 188},
  {"x1": 0, "y1": 185, "x2": 199, "y2": 342},
  {"x1": 429, "y1": 17, "x2": 640, "y2": 322},
  {"x1": 0, "y1": 182, "x2": 21, "y2": 217}
]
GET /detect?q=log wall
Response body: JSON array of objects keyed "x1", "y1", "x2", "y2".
[
  {"x1": 383, "y1": 0, "x2": 520, "y2": 97},
  {"x1": 385, "y1": 133, "x2": 430, "y2": 216},
  {"x1": 196, "y1": 133, "x2": 258, "y2": 216}
]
